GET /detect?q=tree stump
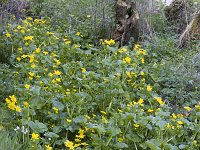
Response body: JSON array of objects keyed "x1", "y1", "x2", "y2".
[
  {"x1": 112, "y1": 0, "x2": 139, "y2": 46},
  {"x1": 164, "y1": 0, "x2": 189, "y2": 33}
]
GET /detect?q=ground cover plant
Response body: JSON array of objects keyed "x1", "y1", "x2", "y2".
[{"x1": 0, "y1": 16, "x2": 199, "y2": 150}]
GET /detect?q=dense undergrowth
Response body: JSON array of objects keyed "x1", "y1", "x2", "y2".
[{"x1": 0, "y1": 1, "x2": 200, "y2": 150}]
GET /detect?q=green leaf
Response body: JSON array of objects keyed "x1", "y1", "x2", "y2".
[
  {"x1": 164, "y1": 144, "x2": 178, "y2": 150},
  {"x1": 125, "y1": 133, "x2": 142, "y2": 142},
  {"x1": 155, "y1": 120, "x2": 167, "y2": 129},
  {"x1": 53, "y1": 100, "x2": 64, "y2": 110},
  {"x1": 44, "y1": 132, "x2": 59, "y2": 138},
  {"x1": 145, "y1": 140, "x2": 161, "y2": 150},
  {"x1": 29, "y1": 120, "x2": 48, "y2": 133},
  {"x1": 73, "y1": 115, "x2": 87, "y2": 123},
  {"x1": 114, "y1": 142, "x2": 128, "y2": 149}
]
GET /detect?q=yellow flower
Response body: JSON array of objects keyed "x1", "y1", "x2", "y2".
[
  {"x1": 18, "y1": 47, "x2": 22, "y2": 51},
  {"x1": 193, "y1": 140, "x2": 197, "y2": 145},
  {"x1": 56, "y1": 78, "x2": 61, "y2": 82},
  {"x1": 8, "y1": 102, "x2": 16, "y2": 110},
  {"x1": 100, "y1": 111, "x2": 106, "y2": 115},
  {"x1": 123, "y1": 57, "x2": 131, "y2": 64},
  {"x1": 166, "y1": 123, "x2": 171, "y2": 129},
  {"x1": 184, "y1": 106, "x2": 192, "y2": 111},
  {"x1": 53, "y1": 107, "x2": 59, "y2": 114},
  {"x1": 29, "y1": 54, "x2": 34, "y2": 63},
  {"x1": 172, "y1": 113, "x2": 177, "y2": 119},
  {"x1": 147, "y1": 109, "x2": 153, "y2": 113},
  {"x1": 195, "y1": 105, "x2": 200, "y2": 110},
  {"x1": 134, "y1": 124, "x2": 140, "y2": 128},
  {"x1": 66, "y1": 89, "x2": 70, "y2": 95},
  {"x1": 15, "y1": 105, "x2": 21, "y2": 112},
  {"x1": 16, "y1": 57, "x2": 21, "y2": 61},
  {"x1": 46, "y1": 31, "x2": 54, "y2": 36},
  {"x1": 76, "y1": 32, "x2": 81, "y2": 36},
  {"x1": 20, "y1": 29, "x2": 25, "y2": 34},
  {"x1": 32, "y1": 133, "x2": 39, "y2": 140},
  {"x1": 6, "y1": 32, "x2": 11, "y2": 38},
  {"x1": 104, "y1": 39, "x2": 115, "y2": 45},
  {"x1": 24, "y1": 84, "x2": 30, "y2": 89},
  {"x1": 65, "y1": 140, "x2": 74, "y2": 150},
  {"x1": 140, "y1": 71, "x2": 145, "y2": 76},
  {"x1": 35, "y1": 48, "x2": 41, "y2": 53},
  {"x1": 177, "y1": 120, "x2": 183, "y2": 125},
  {"x1": 87, "y1": 15, "x2": 91, "y2": 18},
  {"x1": 65, "y1": 41, "x2": 71, "y2": 45},
  {"x1": 54, "y1": 70, "x2": 61, "y2": 75},
  {"x1": 66, "y1": 119, "x2": 72, "y2": 123},
  {"x1": 74, "y1": 44, "x2": 80, "y2": 48},
  {"x1": 43, "y1": 51, "x2": 49, "y2": 55},
  {"x1": 26, "y1": 17, "x2": 33, "y2": 21},
  {"x1": 45, "y1": 145, "x2": 52, "y2": 150},
  {"x1": 141, "y1": 58, "x2": 145, "y2": 63},
  {"x1": 55, "y1": 59, "x2": 61, "y2": 66},
  {"x1": 31, "y1": 63, "x2": 36, "y2": 68},
  {"x1": 76, "y1": 129, "x2": 85, "y2": 139},
  {"x1": 23, "y1": 102, "x2": 30, "y2": 108},
  {"x1": 21, "y1": 54, "x2": 28, "y2": 58},
  {"x1": 5, "y1": 98, "x2": 11, "y2": 104},
  {"x1": 177, "y1": 114, "x2": 183, "y2": 118},
  {"x1": 17, "y1": 25, "x2": 23, "y2": 30},
  {"x1": 10, "y1": 95, "x2": 17, "y2": 103},
  {"x1": 147, "y1": 85, "x2": 152, "y2": 91},
  {"x1": 155, "y1": 97, "x2": 165, "y2": 105},
  {"x1": 24, "y1": 36, "x2": 34, "y2": 41},
  {"x1": 134, "y1": 44, "x2": 141, "y2": 50},
  {"x1": 138, "y1": 98, "x2": 144, "y2": 106},
  {"x1": 29, "y1": 72, "x2": 35, "y2": 77},
  {"x1": 81, "y1": 68, "x2": 86, "y2": 73},
  {"x1": 80, "y1": 142, "x2": 88, "y2": 146}
]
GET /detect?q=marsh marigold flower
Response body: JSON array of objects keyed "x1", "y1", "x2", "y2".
[
  {"x1": 32, "y1": 132, "x2": 39, "y2": 140},
  {"x1": 155, "y1": 97, "x2": 165, "y2": 105},
  {"x1": 147, "y1": 85, "x2": 152, "y2": 91},
  {"x1": 45, "y1": 145, "x2": 52, "y2": 150},
  {"x1": 24, "y1": 84, "x2": 30, "y2": 89},
  {"x1": 81, "y1": 68, "x2": 86, "y2": 73},
  {"x1": 104, "y1": 39, "x2": 115, "y2": 45},
  {"x1": 24, "y1": 36, "x2": 34, "y2": 41},
  {"x1": 54, "y1": 70, "x2": 61, "y2": 75},
  {"x1": 177, "y1": 120, "x2": 183, "y2": 125},
  {"x1": 138, "y1": 98, "x2": 144, "y2": 106},
  {"x1": 35, "y1": 48, "x2": 41, "y2": 53},
  {"x1": 184, "y1": 106, "x2": 192, "y2": 111},
  {"x1": 6, "y1": 32, "x2": 11, "y2": 38},
  {"x1": 123, "y1": 57, "x2": 131, "y2": 64},
  {"x1": 65, "y1": 140, "x2": 74, "y2": 150},
  {"x1": 15, "y1": 105, "x2": 21, "y2": 112},
  {"x1": 134, "y1": 124, "x2": 140, "y2": 128}
]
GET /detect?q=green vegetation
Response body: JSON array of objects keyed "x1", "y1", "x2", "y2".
[{"x1": 0, "y1": 0, "x2": 199, "y2": 149}]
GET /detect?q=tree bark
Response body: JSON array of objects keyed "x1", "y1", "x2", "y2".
[{"x1": 112, "y1": 0, "x2": 139, "y2": 46}]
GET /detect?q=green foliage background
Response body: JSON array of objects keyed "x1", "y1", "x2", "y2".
[{"x1": 0, "y1": 0, "x2": 200, "y2": 149}]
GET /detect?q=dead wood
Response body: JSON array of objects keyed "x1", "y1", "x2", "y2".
[
  {"x1": 178, "y1": 11, "x2": 200, "y2": 48},
  {"x1": 112, "y1": 0, "x2": 139, "y2": 46}
]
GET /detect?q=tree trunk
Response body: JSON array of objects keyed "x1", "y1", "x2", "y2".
[{"x1": 112, "y1": 0, "x2": 139, "y2": 46}]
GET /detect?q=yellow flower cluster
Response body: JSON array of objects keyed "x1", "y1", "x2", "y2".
[
  {"x1": 102, "y1": 39, "x2": 115, "y2": 45},
  {"x1": 5, "y1": 95, "x2": 21, "y2": 112}
]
